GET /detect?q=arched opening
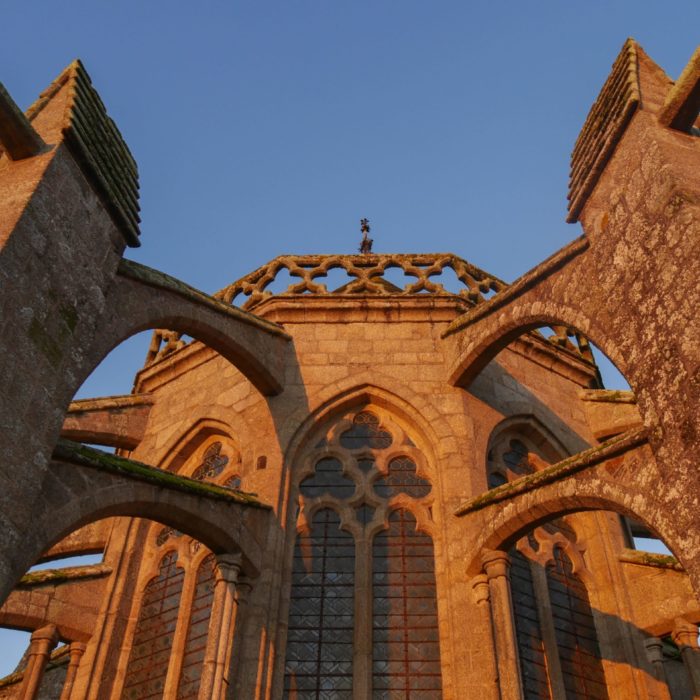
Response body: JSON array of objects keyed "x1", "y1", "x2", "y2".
[
  {"x1": 1, "y1": 422, "x2": 251, "y2": 699},
  {"x1": 500, "y1": 509, "x2": 700, "y2": 700},
  {"x1": 282, "y1": 405, "x2": 443, "y2": 697},
  {"x1": 476, "y1": 414, "x2": 700, "y2": 697}
]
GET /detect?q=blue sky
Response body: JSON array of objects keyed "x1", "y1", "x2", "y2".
[
  {"x1": 3, "y1": 2, "x2": 698, "y2": 397},
  {"x1": 0, "y1": 2, "x2": 695, "y2": 671}
]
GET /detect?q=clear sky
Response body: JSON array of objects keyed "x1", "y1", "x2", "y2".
[{"x1": 0, "y1": 1, "x2": 695, "y2": 671}]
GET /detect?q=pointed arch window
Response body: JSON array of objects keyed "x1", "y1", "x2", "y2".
[
  {"x1": 284, "y1": 409, "x2": 443, "y2": 698},
  {"x1": 123, "y1": 552, "x2": 185, "y2": 698},
  {"x1": 486, "y1": 423, "x2": 608, "y2": 699}
]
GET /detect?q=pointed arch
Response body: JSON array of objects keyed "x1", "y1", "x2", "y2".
[{"x1": 446, "y1": 302, "x2": 629, "y2": 391}]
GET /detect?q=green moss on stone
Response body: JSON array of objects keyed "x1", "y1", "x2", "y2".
[
  {"x1": 54, "y1": 439, "x2": 268, "y2": 508},
  {"x1": 18, "y1": 564, "x2": 111, "y2": 587},
  {"x1": 619, "y1": 549, "x2": 683, "y2": 571},
  {"x1": 28, "y1": 317, "x2": 63, "y2": 368},
  {"x1": 118, "y1": 259, "x2": 290, "y2": 338},
  {"x1": 456, "y1": 427, "x2": 647, "y2": 516}
]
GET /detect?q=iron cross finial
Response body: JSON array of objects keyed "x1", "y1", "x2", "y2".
[{"x1": 359, "y1": 218, "x2": 373, "y2": 254}]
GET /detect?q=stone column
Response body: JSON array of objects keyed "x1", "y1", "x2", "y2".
[
  {"x1": 225, "y1": 578, "x2": 253, "y2": 694},
  {"x1": 198, "y1": 553, "x2": 243, "y2": 700},
  {"x1": 673, "y1": 619, "x2": 700, "y2": 696},
  {"x1": 471, "y1": 574, "x2": 500, "y2": 699},
  {"x1": 59, "y1": 642, "x2": 87, "y2": 700},
  {"x1": 18, "y1": 624, "x2": 59, "y2": 700},
  {"x1": 482, "y1": 550, "x2": 523, "y2": 700},
  {"x1": 643, "y1": 637, "x2": 672, "y2": 699}
]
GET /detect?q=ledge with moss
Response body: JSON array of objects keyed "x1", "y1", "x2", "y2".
[
  {"x1": 118, "y1": 258, "x2": 291, "y2": 338},
  {"x1": 619, "y1": 548, "x2": 684, "y2": 571},
  {"x1": 442, "y1": 234, "x2": 590, "y2": 338},
  {"x1": 53, "y1": 439, "x2": 269, "y2": 509},
  {"x1": 455, "y1": 427, "x2": 648, "y2": 516},
  {"x1": 579, "y1": 389, "x2": 636, "y2": 403},
  {"x1": 17, "y1": 563, "x2": 113, "y2": 587}
]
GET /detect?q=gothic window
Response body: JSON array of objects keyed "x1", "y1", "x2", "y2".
[
  {"x1": 177, "y1": 554, "x2": 216, "y2": 699},
  {"x1": 284, "y1": 508, "x2": 355, "y2": 698},
  {"x1": 372, "y1": 509, "x2": 441, "y2": 698},
  {"x1": 546, "y1": 547, "x2": 607, "y2": 698},
  {"x1": 123, "y1": 552, "x2": 185, "y2": 698},
  {"x1": 510, "y1": 550, "x2": 550, "y2": 698},
  {"x1": 284, "y1": 409, "x2": 442, "y2": 698},
  {"x1": 191, "y1": 441, "x2": 229, "y2": 481},
  {"x1": 120, "y1": 434, "x2": 243, "y2": 698},
  {"x1": 486, "y1": 425, "x2": 608, "y2": 699}
]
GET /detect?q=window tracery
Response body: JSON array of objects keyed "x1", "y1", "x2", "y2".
[
  {"x1": 123, "y1": 552, "x2": 185, "y2": 698},
  {"x1": 284, "y1": 409, "x2": 442, "y2": 698},
  {"x1": 486, "y1": 423, "x2": 608, "y2": 699},
  {"x1": 121, "y1": 433, "x2": 244, "y2": 698}
]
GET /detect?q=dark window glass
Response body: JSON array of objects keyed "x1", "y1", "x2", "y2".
[
  {"x1": 547, "y1": 547, "x2": 608, "y2": 699},
  {"x1": 224, "y1": 475, "x2": 242, "y2": 490},
  {"x1": 503, "y1": 439, "x2": 530, "y2": 475},
  {"x1": 284, "y1": 509, "x2": 354, "y2": 699},
  {"x1": 300, "y1": 458, "x2": 355, "y2": 500},
  {"x1": 177, "y1": 554, "x2": 216, "y2": 699},
  {"x1": 372, "y1": 509, "x2": 442, "y2": 698},
  {"x1": 487, "y1": 471, "x2": 508, "y2": 489},
  {"x1": 356, "y1": 503, "x2": 375, "y2": 525},
  {"x1": 191, "y1": 442, "x2": 229, "y2": 481},
  {"x1": 340, "y1": 412, "x2": 392, "y2": 450},
  {"x1": 510, "y1": 550, "x2": 551, "y2": 699},
  {"x1": 373, "y1": 457, "x2": 431, "y2": 499},
  {"x1": 123, "y1": 552, "x2": 184, "y2": 699}
]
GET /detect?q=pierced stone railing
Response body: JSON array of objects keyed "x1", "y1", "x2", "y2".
[
  {"x1": 214, "y1": 253, "x2": 507, "y2": 309},
  {"x1": 143, "y1": 253, "x2": 595, "y2": 368}
]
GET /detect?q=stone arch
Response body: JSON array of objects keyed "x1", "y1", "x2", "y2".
[
  {"x1": 485, "y1": 413, "x2": 574, "y2": 479},
  {"x1": 447, "y1": 301, "x2": 629, "y2": 390},
  {"x1": 78, "y1": 270, "x2": 290, "y2": 400},
  {"x1": 465, "y1": 483, "x2": 679, "y2": 577},
  {"x1": 35, "y1": 483, "x2": 247, "y2": 562},
  {"x1": 283, "y1": 377, "x2": 454, "y2": 472}
]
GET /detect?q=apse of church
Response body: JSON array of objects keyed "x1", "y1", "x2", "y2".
[{"x1": 0, "y1": 39, "x2": 699, "y2": 700}]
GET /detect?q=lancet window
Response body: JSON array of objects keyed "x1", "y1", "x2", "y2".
[
  {"x1": 487, "y1": 424, "x2": 608, "y2": 699},
  {"x1": 284, "y1": 409, "x2": 442, "y2": 699},
  {"x1": 120, "y1": 434, "x2": 243, "y2": 698}
]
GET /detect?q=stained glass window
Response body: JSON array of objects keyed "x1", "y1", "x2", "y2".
[
  {"x1": 510, "y1": 550, "x2": 551, "y2": 699},
  {"x1": 284, "y1": 509, "x2": 355, "y2": 699},
  {"x1": 373, "y1": 457, "x2": 431, "y2": 499},
  {"x1": 372, "y1": 509, "x2": 442, "y2": 698},
  {"x1": 191, "y1": 442, "x2": 229, "y2": 481},
  {"x1": 288, "y1": 410, "x2": 441, "y2": 697},
  {"x1": 123, "y1": 552, "x2": 185, "y2": 699},
  {"x1": 547, "y1": 548, "x2": 608, "y2": 699},
  {"x1": 177, "y1": 554, "x2": 216, "y2": 699},
  {"x1": 300, "y1": 458, "x2": 355, "y2": 500},
  {"x1": 340, "y1": 412, "x2": 392, "y2": 450},
  {"x1": 490, "y1": 430, "x2": 607, "y2": 698}
]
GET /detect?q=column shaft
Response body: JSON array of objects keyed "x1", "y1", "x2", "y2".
[
  {"x1": 482, "y1": 551, "x2": 523, "y2": 700},
  {"x1": 18, "y1": 625, "x2": 59, "y2": 700}
]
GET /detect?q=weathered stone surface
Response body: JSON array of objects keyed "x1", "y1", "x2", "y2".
[{"x1": 0, "y1": 40, "x2": 697, "y2": 700}]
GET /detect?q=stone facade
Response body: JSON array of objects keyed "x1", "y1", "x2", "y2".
[{"x1": 0, "y1": 40, "x2": 697, "y2": 699}]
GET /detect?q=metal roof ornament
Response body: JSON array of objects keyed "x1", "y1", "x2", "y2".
[{"x1": 359, "y1": 218, "x2": 373, "y2": 254}]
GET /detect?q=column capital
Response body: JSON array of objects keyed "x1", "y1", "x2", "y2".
[
  {"x1": 471, "y1": 574, "x2": 490, "y2": 604},
  {"x1": 215, "y1": 552, "x2": 243, "y2": 585},
  {"x1": 673, "y1": 618, "x2": 699, "y2": 649},
  {"x1": 481, "y1": 550, "x2": 511, "y2": 580},
  {"x1": 643, "y1": 637, "x2": 665, "y2": 663},
  {"x1": 28, "y1": 624, "x2": 59, "y2": 656}
]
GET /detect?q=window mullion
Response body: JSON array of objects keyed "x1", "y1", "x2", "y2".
[{"x1": 353, "y1": 529, "x2": 372, "y2": 700}]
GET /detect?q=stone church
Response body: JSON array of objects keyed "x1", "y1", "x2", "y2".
[{"x1": 0, "y1": 38, "x2": 698, "y2": 699}]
